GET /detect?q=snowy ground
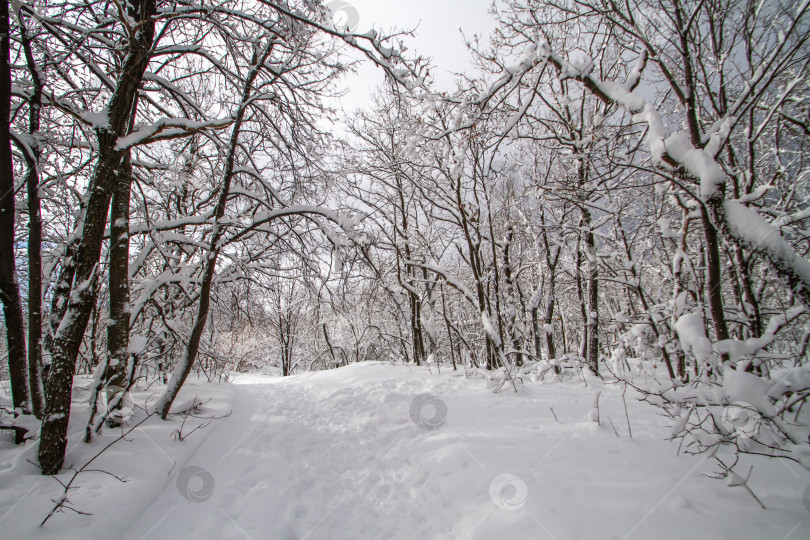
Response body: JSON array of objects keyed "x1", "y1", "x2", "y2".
[{"x1": 1, "y1": 361, "x2": 809, "y2": 539}]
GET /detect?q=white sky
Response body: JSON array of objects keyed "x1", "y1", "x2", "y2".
[{"x1": 333, "y1": 0, "x2": 500, "y2": 113}]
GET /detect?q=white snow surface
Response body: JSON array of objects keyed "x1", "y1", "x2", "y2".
[{"x1": 1, "y1": 362, "x2": 808, "y2": 539}]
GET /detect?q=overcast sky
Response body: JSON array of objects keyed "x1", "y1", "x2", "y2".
[{"x1": 332, "y1": 0, "x2": 499, "y2": 112}]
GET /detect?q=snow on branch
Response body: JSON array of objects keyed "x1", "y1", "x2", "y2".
[
  {"x1": 718, "y1": 306, "x2": 806, "y2": 365},
  {"x1": 537, "y1": 43, "x2": 810, "y2": 308},
  {"x1": 254, "y1": 0, "x2": 426, "y2": 89},
  {"x1": 115, "y1": 117, "x2": 234, "y2": 150},
  {"x1": 222, "y1": 204, "x2": 364, "y2": 248}
]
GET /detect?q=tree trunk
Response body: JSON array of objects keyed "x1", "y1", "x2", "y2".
[
  {"x1": 105, "y1": 146, "x2": 133, "y2": 426},
  {"x1": 539, "y1": 211, "x2": 560, "y2": 366},
  {"x1": 700, "y1": 205, "x2": 729, "y2": 344},
  {"x1": 44, "y1": 239, "x2": 78, "y2": 364},
  {"x1": 732, "y1": 245, "x2": 761, "y2": 338},
  {"x1": 323, "y1": 321, "x2": 337, "y2": 367},
  {"x1": 410, "y1": 289, "x2": 425, "y2": 366},
  {"x1": 502, "y1": 224, "x2": 523, "y2": 365},
  {"x1": 531, "y1": 304, "x2": 542, "y2": 360},
  {"x1": 543, "y1": 286, "x2": 557, "y2": 362},
  {"x1": 39, "y1": 0, "x2": 156, "y2": 475},
  {"x1": 157, "y1": 44, "x2": 273, "y2": 419},
  {"x1": 583, "y1": 209, "x2": 599, "y2": 376},
  {"x1": 0, "y1": 0, "x2": 29, "y2": 413},
  {"x1": 575, "y1": 235, "x2": 588, "y2": 359},
  {"x1": 19, "y1": 8, "x2": 44, "y2": 418},
  {"x1": 441, "y1": 286, "x2": 457, "y2": 371}
]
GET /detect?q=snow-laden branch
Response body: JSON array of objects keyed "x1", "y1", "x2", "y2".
[
  {"x1": 222, "y1": 204, "x2": 363, "y2": 247},
  {"x1": 406, "y1": 260, "x2": 480, "y2": 309},
  {"x1": 534, "y1": 43, "x2": 810, "y2": 308},
  {"x1": 253, "y1": 0, "x2": 425, "y2": 89},
  {"x1": 115, "y1": 117, "x2": 234, "y2": 150},
  {"x1": 718, "y1": 306, "x2": 806, "y2": 364}
]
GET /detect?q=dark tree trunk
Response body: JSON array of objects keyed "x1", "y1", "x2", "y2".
[
  {"x1": 700, "y1": 205, "x2": 729, "y2": 344},
  {"x1": 158, "y1": 44, "x2": 273, "y2": 419},
  {"x1": 575, "y1": 235, "x2": 588, "y2": 359},
  {"x1": 441, "y1": 286, "x2": 457, "y2": 371},
  {"x1": 410, "y1": 289, "x2": 425, "y2": 366},
  {"x1": 453, "y1": 170, "x2": 495, "y2": 369},
  {"x1": 583, "y1": 212, "x2": 599, "y2": 376},
  {"x1": 531, "y1": 303, "x2": 542, "y2": 360},
  {"x1": 543, "y1": 286, "x2": 557, "y2": 362},
  {"x1": 105, "y1": 146, "x2": 133, "y2": 426},
  {"x1": 0, "y1": 0, "x2": 30, "y2": 413},
  {"x1": 19, "y1": 8, "x2": 44, "y2": 418},
  {"x1": 391, "y1": 171, "x2": 424, "y2": 367},
  {"x1": 539, "y1": 211, "x2": 560, "y2": 366},
  {"x1": 45, "y1": 239, "x2": 78, "y2": 362},
  {"x1": 502, "y1": 225, "x2": 523, "y2": 366},
  {"x1": 39, "y1": 0, "x2": 156, "y2": 475},
  {"x1": 323, "y1": 321, "x2": 337, "y2": 367},
  {"x1": 732, "y1": 245, "x2": 761, "y2": 337},
  {"x1": 279, "y1": 307, "x2": 296, "y2": 377}
]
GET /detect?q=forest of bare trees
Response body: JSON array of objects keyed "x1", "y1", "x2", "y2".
[{"x1": 1, "y1": 0, "x2": 808, "y2": 492}]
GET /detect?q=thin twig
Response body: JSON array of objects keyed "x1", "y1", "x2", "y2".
[{"x1": 41, "y1": 412, "x2": 156, "y2": 526}]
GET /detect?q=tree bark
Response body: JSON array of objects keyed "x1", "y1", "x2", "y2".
[
  {"x1": 539, "y1": 211, "x2": 560, "y2": 365},
  {"x1": 157, "y1": 44, "x2": 272, "y2": 419},
  {"x1": 39, "y1": 0, "x2": 156, "y2": 475},
  {"x1": 20, "y1": 8, "x2": 44, "y2": 417},
  {"x1": 399, "y1": 192, "x2": 424, "y2": 366},
  {"x1": 700, "y1": 205, "x2": 729, "y2": 344},
  {"x1": 0, "y1": 0, "x2": 30, "y2": 413},
  {"x1": 582, "y1": 209, "x2": 600, "y2": 375},
  {"x1": 104, "y1": 145, "x2": 133, "y2": 426},
  {"x1": 502, "y1": 224, "x2": 523, "y2": 365},
  {"x1": 575, "y1": 234, "x2": 588, "y2": 359}
]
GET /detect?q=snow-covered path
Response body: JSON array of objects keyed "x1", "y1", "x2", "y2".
[
  {"x1": 2, "y1": 362, "x2": 809, "y2": 539},
  {"x1": 122, "y1": 366, "x2": 439, "y2": 540},
  {"x1": 120, "y1": 363, "x2": 808, "y2": 540}
]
